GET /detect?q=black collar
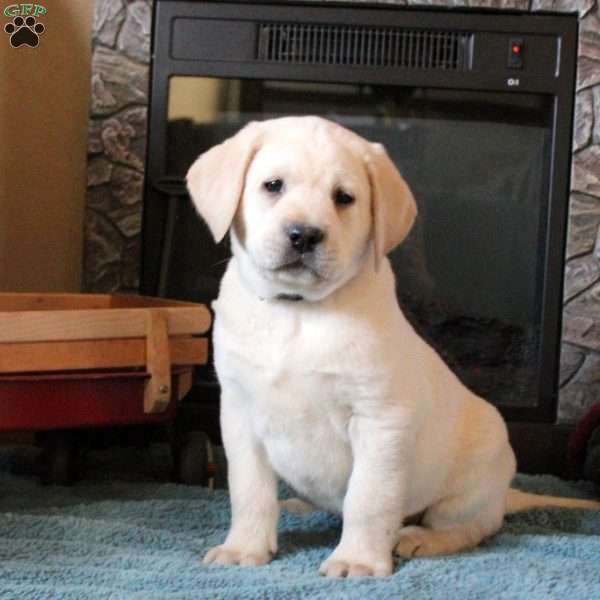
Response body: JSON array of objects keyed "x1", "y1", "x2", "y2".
[{"x1": 275, "y1": 293, "x2": 304, "y2": 302}]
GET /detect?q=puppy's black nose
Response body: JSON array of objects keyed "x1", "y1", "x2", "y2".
[{"x1": 286, "y1": 224, "x2": 325, "y2": 254}]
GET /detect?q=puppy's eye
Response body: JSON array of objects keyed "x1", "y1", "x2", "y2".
[
  {"x1": 334, "y1": 188, "x2": 355, "y2": 207},
  {"x1": 263, "y1": 179, "x2": 284, "y2": 194}
]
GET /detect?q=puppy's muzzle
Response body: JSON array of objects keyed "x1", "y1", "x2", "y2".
[{"x1": 286, "y1": 223, "x2": 326, "y2": 254}]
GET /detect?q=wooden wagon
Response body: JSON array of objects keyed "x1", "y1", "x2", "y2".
[{"x1": 0, "y1": 293, "x2": 213, "y2": 484}]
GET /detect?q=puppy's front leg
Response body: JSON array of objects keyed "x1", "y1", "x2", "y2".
[
  {"x1": 204, "y1": 391, "x2": 279, "y2": 567},
  {"x1": 320, "y1": 413, "x2": 411, "y2": 578}
]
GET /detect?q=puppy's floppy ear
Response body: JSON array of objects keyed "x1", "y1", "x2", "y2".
[
  {"x1": 365, "y1": 142, "x2": 417, "y2": 270},
  {"x1": 186, "y1": 121, "x2": 263, "y2": 242}
]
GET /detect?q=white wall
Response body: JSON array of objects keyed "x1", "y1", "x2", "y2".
[{"x1": 0, "y1": 0, "x2": 94, "y2": 292}]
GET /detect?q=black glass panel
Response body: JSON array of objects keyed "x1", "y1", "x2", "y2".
[{"x1": 165, "y1": 77, "x2": 553, "y2": 408}]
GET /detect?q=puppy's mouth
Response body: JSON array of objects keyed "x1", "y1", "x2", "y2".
[
  {"x1": 271, "y1": 255, "x2": 323, "y2": 279},
  {"x1": 273, "y1": 257, "x2": 322, "y2": 278},
  {"x1": 276, "y1": 258, "x2": 310, "y2": 273}
]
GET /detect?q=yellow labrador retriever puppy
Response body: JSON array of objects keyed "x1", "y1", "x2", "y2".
[{"x1": 187, "y1": 116, "x2": 599, "y2": 578}]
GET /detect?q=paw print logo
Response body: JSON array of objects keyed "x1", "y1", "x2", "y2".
[{"x1": 4, "y1": 16, "x2": 45, "y2": 48}]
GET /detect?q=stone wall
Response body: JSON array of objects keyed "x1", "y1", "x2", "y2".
[
  {"x1": 86, "y1": 0, "x2": 151, "y2": 293},
  {"x1": 86, "y1": 0, "x2": 600, "y2": 423}
]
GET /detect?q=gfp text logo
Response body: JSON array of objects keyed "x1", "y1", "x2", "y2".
[{"x1": 3, "y1": 4, "x2": 47, "y2": 48}]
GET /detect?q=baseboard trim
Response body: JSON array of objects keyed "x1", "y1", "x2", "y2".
[{"x1": 507, "y1": 422, "x2": 578, "y2": 478}]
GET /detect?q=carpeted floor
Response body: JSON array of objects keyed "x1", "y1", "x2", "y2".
[{"x1": 0, "y1": 444, "x2": 599, "y2": 599}]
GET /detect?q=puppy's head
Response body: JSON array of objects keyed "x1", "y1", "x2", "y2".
[{"x1": 187, "y1": 116, "x2": 416, "y2": 301}]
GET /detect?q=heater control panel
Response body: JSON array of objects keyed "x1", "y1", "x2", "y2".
[
  {"x1": 163, "y1": 0, "x2": 573, "y2": 96},
  {"x1": 470, "y1": 31, "x2": 560, "y2": 89}
]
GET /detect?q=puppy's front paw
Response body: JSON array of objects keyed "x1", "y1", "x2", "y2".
[
  {"x1": 203, "y1": 544, "x2": 273, "y2": 567},
  {"x1": 319, "y1": 552, "x2": 393, "y2": 578}
]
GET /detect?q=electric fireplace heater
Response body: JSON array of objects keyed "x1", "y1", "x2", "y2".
[{"x1": 142, "y1": 1, "x2": 577, "y2": 443}]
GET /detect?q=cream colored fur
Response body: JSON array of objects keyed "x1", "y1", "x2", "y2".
[{"x1": 186, "y1": 116, "x2": 599, "y2": 578}]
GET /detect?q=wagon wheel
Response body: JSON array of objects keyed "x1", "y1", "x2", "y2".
[
  {"x1": 173, "y1": 431, "x2": 214, "y2": 486},
  {"x1": 37, "y1": 432, "x2": 79, "y2": 486}
]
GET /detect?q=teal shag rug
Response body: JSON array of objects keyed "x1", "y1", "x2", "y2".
[{"x1": 0, "y1": 445, "x2": 599, "y2": 600}]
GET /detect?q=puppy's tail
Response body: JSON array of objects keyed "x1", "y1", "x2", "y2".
[{"x1": 506, "y1": 488, "x2": 600, "y2": 514}]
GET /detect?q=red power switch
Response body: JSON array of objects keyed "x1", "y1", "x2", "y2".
[{"x1": 508, "y1": 37, "x2": 524, "y2": 69}]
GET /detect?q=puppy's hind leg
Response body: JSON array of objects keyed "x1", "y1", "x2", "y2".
[
  {"x1": 396, "y1": 449, "x2": 515, "y2": 558},
  {"x1": 395, "y1": 501, "x2": 504, "y2": 558}
]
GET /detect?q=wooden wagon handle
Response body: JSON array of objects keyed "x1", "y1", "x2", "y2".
[{"x1": 144, "y1": 310, "x2": 171, "y2": 414}]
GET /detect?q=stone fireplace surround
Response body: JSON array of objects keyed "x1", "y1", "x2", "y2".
[{"x1": 87, "y1": 0, "x2": 600, "y2": 424}]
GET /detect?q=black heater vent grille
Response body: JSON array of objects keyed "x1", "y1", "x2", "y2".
[{"x1": 257, "y1": 23, "x2": 471, "y2": 71}]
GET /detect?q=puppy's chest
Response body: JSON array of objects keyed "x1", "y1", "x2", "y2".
[
  {"x1": 242, "y1": 348, "x2": 355, "y2": 511},
  {"x1": 214, "y1": 300, "x2": 391, "y2": 510},
  {"x1": 230, "y1": 334, "x2": 353, "y2": 439},
  {"x1": 216, "y1": 304, "x2": 359, "y2": 389},
  {"x1": 215, "y1": 306, "x2": 361, "y2": 442}
]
